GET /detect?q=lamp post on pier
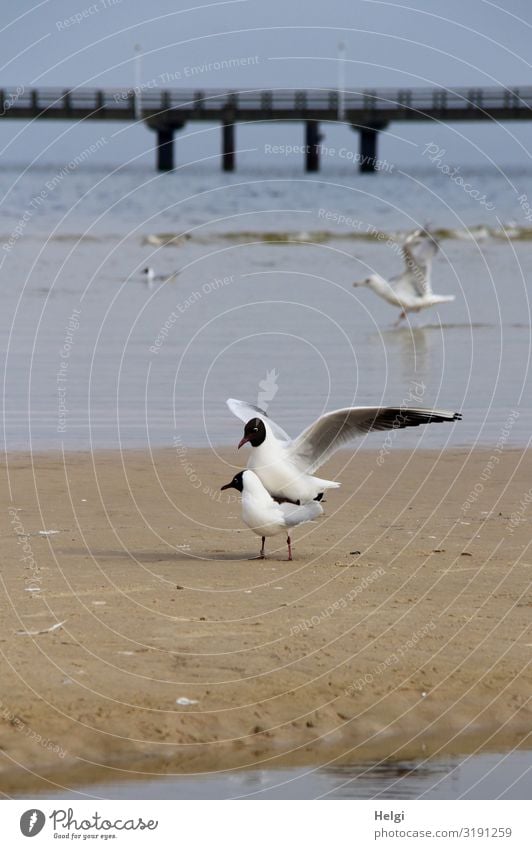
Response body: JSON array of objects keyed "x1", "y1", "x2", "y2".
[
  {"x1": 337, "y1": 41, "x2": 346, "y2": 121},
  {"x1": 133, "y1": 43, "x2": 142, "y2": 120}
]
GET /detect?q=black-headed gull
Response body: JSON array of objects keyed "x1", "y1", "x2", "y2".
[
  {"x1": 353, "y1": 228, "x2": 454, "y2": 323},
  {"x1": 221, "y1": 469, "x2": 323, "y2": 560},
  {"x1": 227, "y1": 398, "x2": 461, "y2": 504},
  {"x1": 142, "y1": 267, "x2": 179, "y2": 286}
]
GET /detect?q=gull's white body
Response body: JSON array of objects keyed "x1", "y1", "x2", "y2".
[
  {"x1": 246, "y1": 420, "x2": 339, "y2": 504},
  {"x1": 361, "y1": 272, "x2": 455, "y2": 312},
  {"x1": 240, "y1": 470, "x2": 323, "y2": 538},
  {"x1": 354, "y1": 228, "x2": 454, "y2": 319}
]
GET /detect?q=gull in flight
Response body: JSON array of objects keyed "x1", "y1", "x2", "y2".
[
  {"x1": 353, "y1": 228, "x2": 454, "y2": 324},
  {"x1": 221, "y1": 470, "x2": 323, "y2": 560},
  {"x1": 227, "y1": 398, "x2": 461, "y2": 505}
]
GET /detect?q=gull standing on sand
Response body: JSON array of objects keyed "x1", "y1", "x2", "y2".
[
  {"x1": 353, "y1": 228, "x2": 454, "y2": 323},
  {"x1": 227, "y1": 398, "x2": 461, "y2": 505},
  {"x1": 221, "y1": 470, "x2": 323, "y2": 560}
]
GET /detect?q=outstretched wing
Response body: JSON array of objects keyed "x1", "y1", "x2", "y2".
[
  {"x1": 226, "y1": 398, "x2": 291, "y2": 442},
  {"x1": 400, "y1": 228, "x2": 439, "y2": 297},
  {"x1": 289, "y1": 406, "x2": 461, "y2": 473}
]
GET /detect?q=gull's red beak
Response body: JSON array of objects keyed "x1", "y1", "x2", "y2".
[{"x1": 237, "y1": 435, "x2": 250, "y2": 450}]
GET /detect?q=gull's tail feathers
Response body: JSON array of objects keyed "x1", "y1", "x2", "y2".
[{"x1": 280, "y1": 501, "x2": 324, "y2": 527}]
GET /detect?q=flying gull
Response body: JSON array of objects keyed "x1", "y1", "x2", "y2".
[{"x1": 353, "y1": 228, "x2": 454, "y2": 324}]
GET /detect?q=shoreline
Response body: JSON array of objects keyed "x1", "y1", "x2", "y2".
[{"x1": 1, "y1": 446, "x2": 531, "y2": 795}]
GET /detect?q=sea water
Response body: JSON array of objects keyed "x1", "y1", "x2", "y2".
[
  {"x1": 27, "y1": 749, "x2": 532, "y2": 800},
  {"x1": 0, "y1": 163, "x2": 530, "y2": 452}
]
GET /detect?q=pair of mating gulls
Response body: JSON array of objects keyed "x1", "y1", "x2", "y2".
[
  {"x1": 353, "y1": 228, "x2": 454, "y2": 323},
  {"x1": 221, "y1": 398, "x2": 461, "y2": 560}
]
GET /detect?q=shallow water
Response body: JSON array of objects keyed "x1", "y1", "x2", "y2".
[
  {"x1": 1, "y1": 164, "x2": 531, "y2": 453},
  {"x1": 30, "y1": 749, "x2": 531, "y2": 800}
]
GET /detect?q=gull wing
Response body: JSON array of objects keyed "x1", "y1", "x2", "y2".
[
  {"x1": 280, "y1": 500, "x2": 324, "y2": 527},
  {"x1": 399, "y1": 228, "x2": 439, "y2": 297},
  {"x1": 289, "y1": 406, "x2": 461, "y2": 473},
  {"x1": 226, "y1": 398, "x2": 291, "y2": 442}
]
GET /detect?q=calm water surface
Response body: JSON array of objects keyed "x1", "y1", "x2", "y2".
[
  {"x1": 1, "y1": 164, "x2": 531, "y2": 453},
  {"x1": 29, "y1": 750, "x2": 532, "y2": 800}
]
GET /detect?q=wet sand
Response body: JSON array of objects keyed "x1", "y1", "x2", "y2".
[{"x1": 0, "y1": 446, "x2": 531, "y2": 795}]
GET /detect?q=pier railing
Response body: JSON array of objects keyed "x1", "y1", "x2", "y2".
[{"x1": 2, "y1": 85, "x2": 532, "y2": 121}]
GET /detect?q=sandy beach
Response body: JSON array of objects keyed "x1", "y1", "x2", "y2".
[{"x1": 0, "y1": 445, "x2": 530, "y2": 795}]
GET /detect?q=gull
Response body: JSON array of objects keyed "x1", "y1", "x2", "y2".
[
  {"x1": 142, "y1": 267, "x2": 179, "y2": 287},
  {"x1": 353, "y1": 228, "x2": 454, "y2": 324},
  {"x1": 221, "y1": 469, "x2": 323, "y2": 560},
  {"x1": 227, "y1": 398, "x2": 461, "y2": 504}
]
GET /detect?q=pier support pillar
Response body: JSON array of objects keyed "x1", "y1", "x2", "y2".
[
  {"x1": 222, "y1": 122, "x2": 235, "y2": 171},
  {"x1": 359, "y1": 126, "x2": 378, "y2": 172},
  {"x1": 305, "y1": 121, "x2": 321, "y2": 172},
  {"x1": 156, "y1": 128, "x2": 174, "y2": 171},
  {"x1": 350, "y1": 123, "x2": 388, "y2": 173}
]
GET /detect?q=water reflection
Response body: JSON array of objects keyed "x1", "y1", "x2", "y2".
[
  {"x1": 31, "y1": 749, "x2": 531, "y2": 800},
  {"x1": 373, "y1": 326, "x2": 432, "y2": 386}
]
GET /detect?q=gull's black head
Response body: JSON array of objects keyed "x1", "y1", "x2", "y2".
[
  {"x1": 238, "y1": 417, "x2": 266, "y2": 449},
  {"x1": 220, "y1": 471, "x2": 245, "y2": 492}
]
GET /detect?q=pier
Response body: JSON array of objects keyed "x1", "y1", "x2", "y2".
[{"x1": 1, "y1": 85, "x2": 531, "y2": 172}]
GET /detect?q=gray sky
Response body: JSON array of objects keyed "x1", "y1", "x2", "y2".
[{"x1": 2, "y1": 0, "x2": 532, "y2": 169}]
